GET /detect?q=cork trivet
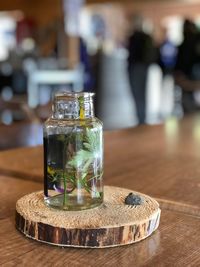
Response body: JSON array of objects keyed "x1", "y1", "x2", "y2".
[{"x1": 15, "y1": 186, "x2": 161, "y2": 248}]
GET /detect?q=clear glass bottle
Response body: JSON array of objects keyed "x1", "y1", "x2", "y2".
[{"x1": 43, "y1": 92, "x2": 103, "y2": 210}]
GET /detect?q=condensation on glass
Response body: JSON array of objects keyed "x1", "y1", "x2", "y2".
[{"x1": 43, "y1": 92, "x2": 103, "y2": 210}]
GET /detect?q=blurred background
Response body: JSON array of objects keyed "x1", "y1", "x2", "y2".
[{"x1": 1, "y1": 0, "x2": 200, "y2": 150}]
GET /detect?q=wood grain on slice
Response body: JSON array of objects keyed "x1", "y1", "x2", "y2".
[
  {"x1": 1, "y1": 211, "x2": 200, "y2": 266},
  {"x1": 15, "y1": 186, "x2": 160, "y2": 248}
]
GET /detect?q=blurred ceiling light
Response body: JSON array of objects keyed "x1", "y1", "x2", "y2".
[
  {"x1": 195, "y1": 16, "x2": 200, "y2": 28},
  {"x1": 0, "y1": 10, "x2": 24, "y2": 20},
  {"x1": 103, "y1": 40, "x2": 115, "y2": 54},
  {"x1": 162, "y1": 16, "x2": 183, "y2": 45},
  {"x1": 11, "y1": 10, "x2": 24, "y2": 21},
  {"x1": 1, "y1": 110, "x2": 13, "y2": 125},
  {"x1": 21, "y1": 38, "x2": 35, "y2": 52},
  {"x1": 143, "y1": 18, "x2": 154, "y2": 35},
  {"x1": 1, "y1": 63, "x2": 12, "y2": 76},
  {"x1": 39, "y1": 85, "x2": 51, "y2": 106},
  {"x1": 0, "y1": 13, "x2": 16, "y2": 61},
  {"x1": 1, "y1": 87, "x2": 13, "y2": 101},
  {"x1": 0, "y1": 46, "x2": 8, "y2": 61},
  {"x1": 80, "y1": 7, "x2": 91, "y2": 38},
  {"x1": 146, "y1": 64, "x2": 163, "y2": 124},
  {"x1": 63, "y1": 0, "x2": 85, "y2": 36}
]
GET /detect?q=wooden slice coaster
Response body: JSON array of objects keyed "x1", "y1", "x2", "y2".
[{"x1": 15, "y1": 186, "x2": 161, "y2": 248}]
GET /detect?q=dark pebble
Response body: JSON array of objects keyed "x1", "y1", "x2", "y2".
[{"x1": 125, "y1": 193, "x2": 143, "y2": 205}]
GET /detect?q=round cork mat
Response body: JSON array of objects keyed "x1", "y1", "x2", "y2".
[{"x1": 15, "y1": 186, "x2": 161, "y2": 248}]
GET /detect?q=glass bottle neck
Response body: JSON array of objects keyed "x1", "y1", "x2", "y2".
[{"x1": 52, "y1": 93, "x2": 94, "y2": 120}]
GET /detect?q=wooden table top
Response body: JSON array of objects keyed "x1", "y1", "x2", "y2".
[
  {"x1": 1, "y1": 114, "x2": 200, "y2": 266},
  {"x1": 1, "y1": 174, "x2": 200, "y2": 266}
]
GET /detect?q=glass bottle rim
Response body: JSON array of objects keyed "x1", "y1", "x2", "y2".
[{"x1": 54, "y1": 91, "x2": 95, "y2": 101}]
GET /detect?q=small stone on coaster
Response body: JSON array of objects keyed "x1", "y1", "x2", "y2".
[{"x1": 125, "y1": 193, "x2": 143, "y2": 205}]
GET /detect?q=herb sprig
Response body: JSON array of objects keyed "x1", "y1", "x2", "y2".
[{"x1": 47, "y1": 128, "x2": 102, "y2": 205}]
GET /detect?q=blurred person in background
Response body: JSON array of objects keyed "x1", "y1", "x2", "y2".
[
  {"x1": 158, "y1": 26, "x2": 177, "y2": 75},
  {"x1": 80, "y1": 37, "x2": 94, "y2": 91},
  {"x1": 127, "y1": 14, "x2": 156, "y2": 124},
  {"x1": 175, "y1": 19, "x2": 200, "y2": 113}
]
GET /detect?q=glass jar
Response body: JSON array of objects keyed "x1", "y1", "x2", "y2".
[{"x1": 43, "y1": 92, "x2": 103, "y2": 210}]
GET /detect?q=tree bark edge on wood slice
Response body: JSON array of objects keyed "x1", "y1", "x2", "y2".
[{"x1": 15, "y1": 186, "x2": 161, "y2": 248}]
